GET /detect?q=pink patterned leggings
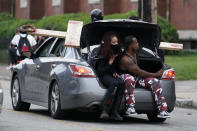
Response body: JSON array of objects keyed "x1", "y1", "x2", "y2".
[{"x1": 121, "y1": 74, "x2": 168, "y2": 112}]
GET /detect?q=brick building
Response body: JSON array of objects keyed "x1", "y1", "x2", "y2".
[{"x1": 0, "y1": 0, "x2": 12, "y2": 13}]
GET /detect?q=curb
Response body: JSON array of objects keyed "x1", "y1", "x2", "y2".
[{"x1": 176, "y1": 98, "x2": 193, "y2": 108}]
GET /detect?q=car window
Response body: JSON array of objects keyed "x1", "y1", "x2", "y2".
[
  {"x1": 50, "y1": 39, "x2": 65, "y2": 57},
  {"x1": 38, "y1": 38, "x2": 56, "y2": 57}
]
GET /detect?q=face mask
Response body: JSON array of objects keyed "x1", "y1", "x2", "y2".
[{"x1": 111, "y1": 45, "x2": 119, "y2": 54}]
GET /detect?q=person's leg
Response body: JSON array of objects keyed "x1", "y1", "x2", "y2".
[
  {"x1": 121, "y1": 74, "x2": 137, "y2": 116},
  {"x1": 100, "y1": 75, "x2": 124, "y2": 120},
  {"x1": 8, "y1": 47, "x2": 17, "y2": 65},
  {"x1": 100, "y1": 75, "x2": 118, "y2": 119},
  {"x1": 110, "y1": 77, "x2": 125, "y2": 120},
  {"x1": 138, "y1": 77, "x2": 170, "y2": 118}
]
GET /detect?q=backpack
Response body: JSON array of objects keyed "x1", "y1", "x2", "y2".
[
  {"x1": 18, "y1": 35, "x2": 32, "y2": 56},
  {"x1": 87, "y1": 46, "x2": 101, "y2": 70}
]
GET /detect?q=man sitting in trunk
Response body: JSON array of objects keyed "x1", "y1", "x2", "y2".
[{"x1": 119, "y1": 35, "x2": 170, "y2": 118}]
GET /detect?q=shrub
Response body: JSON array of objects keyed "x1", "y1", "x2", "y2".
[
  {"x1": 0, "y1": 12, "x2": 14, "y2": 21},
  {"x1": 0, "y1": 11, "x2": 179, "y2": 43}
]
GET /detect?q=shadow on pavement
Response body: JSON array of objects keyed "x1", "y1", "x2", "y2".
[{"x1": 27, "y1": 109, "x2": 168, "y2": 125}]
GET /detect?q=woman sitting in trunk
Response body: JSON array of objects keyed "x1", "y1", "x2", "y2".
[{"x1": 96, "y1": 32, "x2": 124, "y2": 121}]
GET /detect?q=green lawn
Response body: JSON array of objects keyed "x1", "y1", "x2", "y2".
[{"x1": 165, "y1": 54, "x2": 197, "y2": 80}]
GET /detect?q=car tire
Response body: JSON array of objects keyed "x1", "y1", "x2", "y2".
[
  {"x1": 11, "y1": 75, "x2": 30, "y2": 111},
  {"x1": 147, "y1": 113, "x2": 167, "y2": 122},
  {"x1": 49, "y1": 81, "x2": 62, "y2": 119}
]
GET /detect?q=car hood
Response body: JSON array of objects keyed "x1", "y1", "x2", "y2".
[{"x1": 80, "y1": 19, "x2": 161, "y2": 51}]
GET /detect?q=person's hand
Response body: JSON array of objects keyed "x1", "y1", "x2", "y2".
[
  {"x1": 113, "y1": 73, "x2": 120, "y2": 78},
  {"x1": 109, "y1": 56, "x2": 115, "y2": 65},
  {"x1": 155, "y1": 69, "x2": 163, "y2": 78}
]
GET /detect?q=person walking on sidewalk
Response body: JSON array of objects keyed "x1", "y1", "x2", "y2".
[
  {"x1": 119, "y1": 35, "x2": 170, "y2": 118},
  {"x1": 9, "y1": 25, "x2": 37, "y2": 65}
]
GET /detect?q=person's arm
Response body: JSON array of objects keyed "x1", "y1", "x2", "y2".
[
  {"x1": 121, "y1": 56, "x2": 163, "y2": 78},
  {"x1": 10, "y1": 35, "x2": 19, "y2": 48},
  {"x1": 29, "y1": 35, "x2": 37, "y2": 51}
]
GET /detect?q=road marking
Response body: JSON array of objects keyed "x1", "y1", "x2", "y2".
[{"x1": 6, "y1": 108, "x2": 106, "y2": 131}]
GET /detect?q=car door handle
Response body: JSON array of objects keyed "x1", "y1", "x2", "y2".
[{"x1": 51, "y1": 64, "x2": 56, "y2": 69}]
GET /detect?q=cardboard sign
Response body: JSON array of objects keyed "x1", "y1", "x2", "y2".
[
  {"x1": 65, "y1": 20, "x2": 83, "y2": 47},
  {"x1": 159, "y1": 42, "x2": 183, "y2": 51}
]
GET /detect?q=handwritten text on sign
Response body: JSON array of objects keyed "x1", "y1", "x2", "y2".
[{"x1": 65, "y1": 20, "x2": 83, "y2": 47}]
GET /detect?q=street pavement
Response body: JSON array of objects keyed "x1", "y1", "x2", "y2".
[{"x1": 1, "y1": 79, "x2": 197, "y2": 131}]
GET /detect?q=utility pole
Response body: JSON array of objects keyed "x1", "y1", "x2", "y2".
[
  {"x1": 138, "y1": 0, "x2": 157, "y2": 24},
  {"x1": 11, "y1": 0, "x2": 15, "y2": 17}
]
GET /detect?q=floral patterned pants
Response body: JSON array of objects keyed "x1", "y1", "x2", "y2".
[{"x1": 121, "y1": 74, "x2": 168, "y2": 112}]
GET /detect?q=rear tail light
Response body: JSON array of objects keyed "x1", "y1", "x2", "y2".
[
  {"x1": 162, "y1": 69, "x2": 175, "y2": 80},
  {"x1": 70, "y1": 64, "x2": 95, "y2": 77}
]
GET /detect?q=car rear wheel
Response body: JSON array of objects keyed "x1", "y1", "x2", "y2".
[
  {"x1": 11, "y1": 75, "x2": 30, "y2": 111},
  {"x1": 147, "y1": 113, "x2": 167, "y2": 122},
  {"x1": 49, "y1": 81, "x2": 62, "y2": 119}
]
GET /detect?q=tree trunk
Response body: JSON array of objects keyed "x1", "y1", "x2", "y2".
[{"x1": 138, "y1": 0, "x2": 157, "y2": 24}]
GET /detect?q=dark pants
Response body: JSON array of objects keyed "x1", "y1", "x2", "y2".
[
  {"x1": 8, "y1": 47, "x2": 18, "y2": 65},
  {"x1": 100, "y1": 75, "x2": 124, "y2": 113}
]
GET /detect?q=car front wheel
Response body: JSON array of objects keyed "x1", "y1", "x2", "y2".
[
  {"x1": 11, "y1": 75, "x2": 30, "y2": 111},
  {"x1": 49, "y1": 81, "x2": 62, "y2": 119}
]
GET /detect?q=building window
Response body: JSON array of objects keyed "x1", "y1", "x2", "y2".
[
  {"x1": 52, "y1": 0, "x2": 61, "y2": 7},
  {"x1": 20, "y1": 0, "x2": 28, "y2": 8},
  {"x1": 130, "y1": 0, "x2": 138, "y2": 2},
  {"x1": 88, "y1": 0, "x2": 100, "y2": 4}
]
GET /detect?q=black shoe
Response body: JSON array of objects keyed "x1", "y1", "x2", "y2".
[
  {"x1": 99, "y1": 111, "x2": 110, "y2": 120},
  {"x1": 111, "y1": 112, "x2": 123, "y2": 121}
]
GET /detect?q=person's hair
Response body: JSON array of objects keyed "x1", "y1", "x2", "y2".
[
  {"x1": 124, "y1": 35, "x2": 136, "y2": 51},
  {"x1": 99, "y1": 31, "x2": 121, "y2": 59}
]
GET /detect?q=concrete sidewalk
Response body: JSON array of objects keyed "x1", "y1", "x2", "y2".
[
  {"x1": 176, "y1": 80, "x2": 197, "y2": 109},
  {"x1": 0, "y1": 64, "x2": 197, "y2": 109}
]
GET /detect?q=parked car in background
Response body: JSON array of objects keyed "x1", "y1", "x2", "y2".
[
  {"x1": 0, "y1": 84, "x2": 3, "y2": 113},
  {"x1": 10, "y1": 19, "x2": 176, "y2": 122}
]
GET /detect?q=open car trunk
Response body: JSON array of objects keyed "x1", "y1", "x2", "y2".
[{"x1": 80, "y1": 19, "x2": 163, "y2": 73}]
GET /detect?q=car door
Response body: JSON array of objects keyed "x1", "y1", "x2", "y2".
[
  {"x1": 31, "y1": 38, "x2": 61, "y2": 103},
  {"x1": 34, "y1": 39, "x2": 66, "y2": 103},
  {"x1": 24, "y1": 38, "x2": 56, "y2": 101}
]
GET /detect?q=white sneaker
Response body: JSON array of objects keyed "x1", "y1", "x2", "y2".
[
  {"x1": 125, "y1": 107, "x2": 137, "y2": 117},
  {"x1": 157, "y1": 111, "x2": 171, "y2": 118}
]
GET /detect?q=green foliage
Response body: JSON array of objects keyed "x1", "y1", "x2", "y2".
[
  {"x1": 34, "y1": 13, "x2": 90, "y2": 31},
  {"x1": 0, "y1": 11, "x2": 178, "y2": 43},
  {"x1": 104, "y1": 11, "x2": 138, "y2": 19},
  {"x1": 165, "y1": 53, "x2": 197, "y2": 80},
  {"x1": 0, "y1": 19, "x2": 36, "y2": 38},
  {"x1": 157, "y1": 16, "x2": 179, "y2": 43},
  {"x1": 0, "y1": 12, "x2": 14, "y2": 21}
]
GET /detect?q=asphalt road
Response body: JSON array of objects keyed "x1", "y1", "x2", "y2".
[{"x1": 0, "y1": 79, "x2": 197, "y2": 131}]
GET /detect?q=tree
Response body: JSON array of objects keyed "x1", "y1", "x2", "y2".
[{"x1": 138, "y1": 0, "x2": 157, "y2": 24}]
